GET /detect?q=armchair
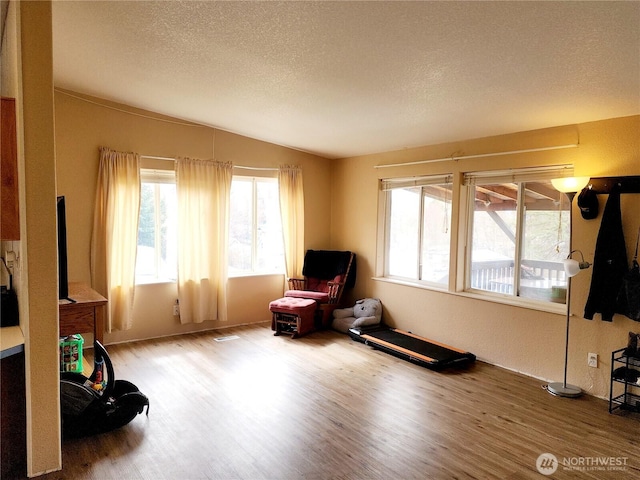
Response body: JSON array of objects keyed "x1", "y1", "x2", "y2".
[{"x1": 285, "y1": 250, "x2": 356, "y2": 327}]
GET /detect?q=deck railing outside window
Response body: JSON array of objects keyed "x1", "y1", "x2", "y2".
[{"x1": 470, "y1": 259, "x2": 567, "y2": 303}]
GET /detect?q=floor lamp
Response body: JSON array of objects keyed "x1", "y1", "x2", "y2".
[{"x1": 547, "y1": 176, "x2": 591, "y2": 398}]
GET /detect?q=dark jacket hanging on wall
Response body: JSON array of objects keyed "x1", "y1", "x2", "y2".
[{"x1": 584, "y1": 190, "x2": 628, "y2": 321}]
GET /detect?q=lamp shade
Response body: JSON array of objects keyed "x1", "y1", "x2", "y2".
[
  {"x1": 563, "y1": 259, "x2": 581, "y2": 277},
  {"x1": 551, "y1": 176, "x2": 590, "y2": 194}
]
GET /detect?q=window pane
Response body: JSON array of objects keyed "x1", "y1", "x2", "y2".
[
  {"x1": 136, "y1": 183, "x2": 157, "y2": 280},
  {"x1": 421, "y1": 185, "x2": 451, "y2": 285},
  {"x1": 387, "y1": 188, "x2": 420, "y2": 278},
  {"x1": 468, "y1": 180, "x2": 569, "y2": 304},
  {"x1": 229, "y1": 179, "x2": 253, "y2": 273},
  {"x1": 256, "y1": 180, "x2": 285, "y2": 272},
  {"x1": 519, "y1": 181, "x2": 568, "y2": 303},
  {"x1": 469, "y1": 183, "x2": 517, "y2": 294},
  {"x1": 136, "y1": 181, "x2": 177, "y2": 283},
  {"x1": 229, "y1": 177, "x2": 285, "y2": 275}
]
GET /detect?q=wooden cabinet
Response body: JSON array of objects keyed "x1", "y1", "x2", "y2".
[
  {"x1": 1, "y1": 97, "x2": 20, "y2": 240},
  {"x1": 59, "y1": 282, "x2": 108, "y2": 345}
]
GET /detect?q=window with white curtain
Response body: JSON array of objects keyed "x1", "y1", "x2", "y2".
[
  {"x1": 382, "y1": 174, "x2": 453, "y2": 286},
  {"x1": 228, "y1": 176, "x2": 285, "y2": 275},
  {"x1": 135, "y1": 169, "x2": 178, "y2": 284}
]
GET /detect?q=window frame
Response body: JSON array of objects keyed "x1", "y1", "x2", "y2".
[
  {"x1": 228, "y1": 175, "x2": 285, "y2": 277},
  {"x1": 135, "y1": 168, "x2": 178, "y2": 285},
  {"x1": 376, "y1": 165, "x2": 574, "y2": 313},
  {"x1": 379, "y1": 174, "x2": 454, "y2": 289},
  {"x1": 461, "y1": 165, "x2": 573, "y2": 306}
]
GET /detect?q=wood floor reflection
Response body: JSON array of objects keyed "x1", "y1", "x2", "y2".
[{"x1": 33, "y1": 323, "x2": 640, "y2": 480}]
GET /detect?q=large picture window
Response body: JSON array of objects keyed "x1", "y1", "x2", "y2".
[
  {"x1": 464, "y1": 167, "x2": 571, "y2": 304},
  {"x1": 379, "y1": 165, "x2": 573, "y2": 309},
  {"x1": 383, "y1": 175, "x2": 452, "y2": 286},
  {"x1": 229, "y1": 176, "x2": 285, "y2": 275},
  {"x1": 135, "y1": 171, "x2": 285, "y2": 283}
]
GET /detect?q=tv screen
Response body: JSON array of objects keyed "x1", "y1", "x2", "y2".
[{"x1": 57, "y1": 196, "x2": 69, "y2": 300}]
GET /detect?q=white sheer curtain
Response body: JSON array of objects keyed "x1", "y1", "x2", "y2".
[
  {"x1": 278, "y1": 165, "x2": 305, "y2": 279},
  {"x1": 90, "y1": 147, "x2": 141, "y2": 332},
  {"x1": 176, "y1": 158, "x2": 233, "y2": 323}
]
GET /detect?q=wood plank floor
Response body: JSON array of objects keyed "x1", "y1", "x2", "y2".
[{"x1": 32, "y1": 323, "x2": 640, "y2": 480}]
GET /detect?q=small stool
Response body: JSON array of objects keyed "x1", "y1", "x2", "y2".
[{"x1": 269, "y1": 297, "x2": 317, "y2": 338}]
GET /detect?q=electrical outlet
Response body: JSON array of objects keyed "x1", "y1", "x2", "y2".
[
  {"x1": 172, "y1": 303, "x2": 180, "y2": 316},
  {"x1": 4, "y1": 250, "x2": 16, "y2": 268},
  {"x1": 588, "y1": 353, "x2": 598, "y2": 368}
]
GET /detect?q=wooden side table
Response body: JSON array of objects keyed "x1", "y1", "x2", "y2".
[{"x1": 59, "y1": 282, "x2": 107, "y2": 344}]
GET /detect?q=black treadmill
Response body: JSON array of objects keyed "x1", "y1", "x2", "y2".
[{"x1": 349, "y1": 325, "x2": 476, "y2": 370}]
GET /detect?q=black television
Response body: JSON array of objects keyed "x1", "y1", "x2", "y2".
[{"x1": 57, "y1": 196, "x2": 69, "y2": 300}]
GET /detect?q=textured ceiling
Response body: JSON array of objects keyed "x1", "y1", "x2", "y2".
[{"x1": 52, "y1": 1, "x2": 640, "y2": 159}]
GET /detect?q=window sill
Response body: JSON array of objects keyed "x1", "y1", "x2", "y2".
[
  {"x1": 373, "y1": 276, "x2": 449, "y2": 292},
  {"x1": 372, "y1": 277, "x2": 567, "y2": 315},
  {"x1": 135, "y1": 273, "x2": 284, "y2": 284},
  {"x1": 228, "y1": 272, "x2": 285, "y2": 279},
  {"x1": 135, "y1": 278, "x2": 176, "y2": 286}
]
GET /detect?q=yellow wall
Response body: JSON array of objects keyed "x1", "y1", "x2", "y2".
[
  {"x1": 332, "y1": 115, "x2": 640, "y2": 399},
  {"x1": 55, "y1": 84, "x2": 640, "y2": 400},
  {"x1": 55, "y1": 81, "x2": 640, "y2": 402},
  {"x1": 54, "y1": 89, "x2": 332, "y2": 345},
  {"x1": 8, "y1": 2, "x2": 637, "y2": 475}
]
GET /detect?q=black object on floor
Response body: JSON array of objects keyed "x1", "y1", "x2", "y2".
[
  {"x1": 349, "y1": 325, "x2": 475, "y2": 370},
  {"x1": 60, "y1": 341, "x2": 149, "y2": 438}
]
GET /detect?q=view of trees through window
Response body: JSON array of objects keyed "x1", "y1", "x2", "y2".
[
  {"x1": 136, "y1": 181, "x2": 178, "y2": 283},
  {"x1": 229, "y1": 177, "x2": 285, "y2": 275},
  {"x1": 383, "y1": 174, "x2": 570, "y2": 306},
  {"x1": 387, "y1": 184, "x2": 451, "y2": 285},
  {"x1": 135, "y1": 173, "x2": 284, "y2": 283}
]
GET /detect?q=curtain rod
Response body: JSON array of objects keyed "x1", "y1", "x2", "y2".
[
  {"x1": 233, "y1": 165, "x2": 279, "y2": 172},
  {"x1": 141, "y1": 155, "x2": 175, "y2": 161},
  {"x1": 140, "y1": 155, "x2": 279, "y2": 171},
  {"x1": 373, "y1": 143, "x2": 579, "y2": 169}
]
